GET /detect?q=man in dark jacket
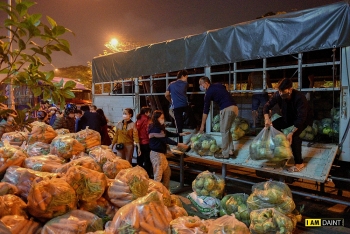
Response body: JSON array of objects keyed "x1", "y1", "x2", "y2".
[
  {"x1": 264, "y1": 78, "x2": 313, "y2": 172},
  {"x1": 77, "y1": 105, "x2": 103, "y2": 134}
]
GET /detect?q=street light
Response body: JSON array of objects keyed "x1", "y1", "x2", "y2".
[{"x1": 104, "y1": 38, "x2": 145, "y2": 53}]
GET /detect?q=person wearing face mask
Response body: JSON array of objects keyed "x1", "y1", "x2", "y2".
[
  {"x1": 136, "y1": 107, "x2": 153, "y2": 177},
  {"x1": 165, "y1": 69, "x2": 193, "y2": 143},
  {"x1": 148, "y1": 110, "x2": 190, "y2": 189},
  {"x1": 199, "y1": 76, "x2": 239, "y2": 159},
  {"x1": 263, "y1": 78, "x2": 313, "y2": 172},
  {"x1": 111, "y1": 108, "x2": 141, "y2": 164}
]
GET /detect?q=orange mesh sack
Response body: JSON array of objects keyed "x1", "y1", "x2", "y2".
[
  {"x1": 27, "y1": 121, "x2": 57, "y2": 144},
  {"x1": 76, "y1": 128, "x2": 101, "y2": 150},
  {"x1": 1, "y1": 131, "x2": 28, "y2": 146},
  {"x1": 64, "y1": 166, "x2": 107, "y2": 202},
  {"x1": 27, "y1": 178, "x2": 77, "y2": 220},
  {"x1": 50, "y1": 135, "x2": 85, "y2": 160},
  {"x1": 0, "y1": 143, "x2": 27, "y2": 176}
]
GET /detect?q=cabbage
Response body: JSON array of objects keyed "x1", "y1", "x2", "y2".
[
  {"x1": 209, "y1": 139, "x2": 217, "y2": 145},
  {"x1": 272, "y1": 146, "x2": 292, "y2": 161},
  {"x1": 213, "y1": 114, "x2": 220, "y2": 124},
  {"x1": 195, "y1": 177, "x2": 205, "y2": 189},
  {"x1": 210, "y1": 144, "x2": 219, "y2": 153},
  {"x1": 304, "y1": 133, "x2": 314, "y2": 141},
  {"x1": 240, "y1": 122, "x2": 249, "y2": 131},
  {"x1": 273, "y1": 134, "x2": 287, "y2": 146},
  {"x1": 204, "y1": 178, "x2": 216, "y2": 191},
  {"x1": 212, "y1": 123, "x2": 220, "y2": 132},
  {"x1": 201, "y1": 140, "x2": 210, "y2": 150}
]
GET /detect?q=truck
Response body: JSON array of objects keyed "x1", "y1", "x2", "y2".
[{"x1": 92, "y1": 2, "x2": 350, "y2": 201}]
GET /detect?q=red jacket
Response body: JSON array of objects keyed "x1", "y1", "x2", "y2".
[{"x1": 136, "y1": 114, "x2": 150, "y2": 144}]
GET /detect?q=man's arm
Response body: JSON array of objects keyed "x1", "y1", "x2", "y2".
[
  {"x1": 165, "y1": 90, "x2": 172, "y2": 103},
  {"x1": 199, "y1": 113, "x2": 208, "y2": 133}
]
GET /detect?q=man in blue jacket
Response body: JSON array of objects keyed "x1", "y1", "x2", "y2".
[{"x1": 199, "y1": 76, "x2": 239, "y2": 159}]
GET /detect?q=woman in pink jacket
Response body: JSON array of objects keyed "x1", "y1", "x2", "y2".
[{"x1": 136, "y1": 107, "x2": 152, "y2": 177}]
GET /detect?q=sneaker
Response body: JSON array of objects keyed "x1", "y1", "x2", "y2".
[{"x1": 214, "y1": 152, "x2": 229, "y2": 159}]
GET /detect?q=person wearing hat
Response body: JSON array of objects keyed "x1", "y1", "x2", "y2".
[{"x1": 49, "y1": 107, "x2": 64, "y2": 129}]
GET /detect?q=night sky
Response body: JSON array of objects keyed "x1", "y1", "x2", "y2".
[{"x1": 13, "y1": 0, "x2": 342, "y2": 69}]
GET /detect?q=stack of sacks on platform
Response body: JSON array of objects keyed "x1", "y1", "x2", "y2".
[
  {"x1": 27, "y1": 121, "x2": 57, "y2": 144},
  {"x1": 26, "y1": 142, "x2": 51, "y2": 157},
  {"x1": 75, "y1": 128, "x2": 101, "y2": 151},
  {"x1": 1, "y1": 131, "x2": 28, "y2": 147},
  {"x1": 247, "y1": 180, "x2": 301, "y2": 232},
  {"x1": 190, "y1": 133, "x2": 220, "y2": 156},
  {"x1": 0, "y1": 142, "x2": 27, "y2": 177},
  {"x1": 107, "y1": 166, "x2": 149, "y2": 208},
  {"x1": 105, "y1": 191, "x2": 172, "y2": 234},
  {"x1": 250, "y1": 126, "x2": 293, "y2": 161},
  {"x1": 219, "y1": 193, "x2": 251, "y2": 226},
  {"x1": 50, "y1": 135, "x2": 85, "y2": 160},
  {"x1": 23, "y1": 154, "x2": 65, "y2": 172},
  {"x1": 187, "y1": 170, "x2": 225, "y2": 217}
]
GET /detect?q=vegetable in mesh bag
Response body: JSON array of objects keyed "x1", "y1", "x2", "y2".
[
  {"x1": 192, "y1": 170, "x2": 225, "y2": 199},
  {"x1": 0, "y1": 143, "x2": 27, "y2": 177},
  {"x1": 220, "y1": 193, "x2": 250, "y2": 226},
  {"x1": 89, "y1": 145, "x2": 116, "y2": 167},
  {"x1": 105, "y1": 191, "x2": 172, "y2": 234},
  {"x1": 208, "y1": 214, "x2": 250, "y2": 234},
  {"x1": 167, "y1": 205, "x2": 188, "y2": 220},
  {"x1": 76, "y1": 128, "x2": 101, "y2": 150},
  {"x1": 27, "y1": 178, "x2": 77, "y2": 220},
  {"x1": 0, "y1": 194, "x2": 27, "y2": 218},
  {"x1": 148, "y1": 179, "x2": 172, "y2": 206},
  {"x1": 187, "y1": 192, "x2": 220, "y2": 217},
  {"x1": 247, "y1": 181, "x2": 295, "y2": 214},
  {"x1": 1, "y1": 131, "x2": 28, "y2": 146},
  {"x1": 23, "y1": 154, "x2": 65, "y2": 172},
  {"x1": 170, "y1": 215, "x2": 210, "y2": 234},
  {"x1": 250, "y1": 208, "x2": 294, "y2": 234},
  {"x1": 231, "y1": 117, "x2": 250, "y2": 141},
  {"x1": 56, "y1": 156, "x2": 102, "y2": 173},
  {"x1": 102, "y1": 157, "x2": 132, "y2": 179},
  {"x1": 0, "y1": 182, "x2": 18, "y2": 195},
  {"x1": 2, "y1": 166, "x2": 59, "y2": 200},
  {"x1": 27, "y1": 121, "x2": 58, "y2": 144},
  {"x1": 107, "y1": 166, "x2": 149, "y2": 207},
  {"x1": 170, "y1": 194, "x2": 183, "y2": 207},
  {"x1": 250, "y1": 127, "x2": 292, "y2": 161},
  {"x1": 190, "y1": 134, "x2": 220, "y2": 156},
  {"x1": 1, "y1": 215, "x2": 42, "y2": 234},
  {"x1": 50, "y1": 135, "x2": 85, "y2": 160},
  {"x1": 26, "y1": 141, "x2": 50, "y2": 157},
  {"x1": 64, "y1": 166, "x2": 107, "y2": 202},
  {"x1": 41, "y1": 209, "x2": 104, "y2": 234},
  {"x1": 79, "y1": 196, "x2": 116, "y2": 220},
  {"x1": 55, "y1": 128, "x2": 70, "y2": 135}
]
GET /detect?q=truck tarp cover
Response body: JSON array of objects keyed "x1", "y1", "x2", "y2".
[{"x1": 92, "y1": 1, "x2": 350, "y2": 83}]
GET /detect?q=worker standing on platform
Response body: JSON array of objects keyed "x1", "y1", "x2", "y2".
[
  {"x1": 165, "y1": 69, "x2": 191, "y2": 143},
  {"x1": 263, "y1": 78, "x2": 313, "y2": 172},
  {"x1": 247, "y1": 71, "x2": 272, "y2": 131},
  {"x1": 199, "y1": 76, "x2": 239, "y2": 159}
]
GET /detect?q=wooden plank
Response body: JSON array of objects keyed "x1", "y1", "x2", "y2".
[{"x1": 184, "y1": 136, "x2": 338, "y2": 183}]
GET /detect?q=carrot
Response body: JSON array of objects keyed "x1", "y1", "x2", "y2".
[
  {"x1": 155, "y1": 204, "x2": 169, "y2": 227},
  {"x1": 22, "y1": 220, "x2": 41, "y2": 234},
  {"x1": 109, "y1": 185, "x2": 130, "y2": 193},
  {"x1": 143, "y1": 205, "x2": 154, "y2": 226},
  {"x1": 132, "y1": 206, "x2": 140, "y2": 229},
  {"x1": 149, "y1": 203, "x2": 165, "y2": 230},
  {"x1": 108, "y1": 191, "x2": 130, "y2": 199},
  {"x1": 139, "y1": 231, "x2": 149, "y2": 234},
  {"x1": 33, "y1": 187, "x2": 46, "y2": 211},
  {"x1": 45, "y1": 223, "x2": 81, "y2": 233},
  {"x1": 140, "y1": 221, "x2": 162, "y2": 234},
  {"x1": 163, "y1": 206, "x2": 173, "y2": 223},
  {"x1": 10, "y1": 219, "x2": 28, "y2": 234}
]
